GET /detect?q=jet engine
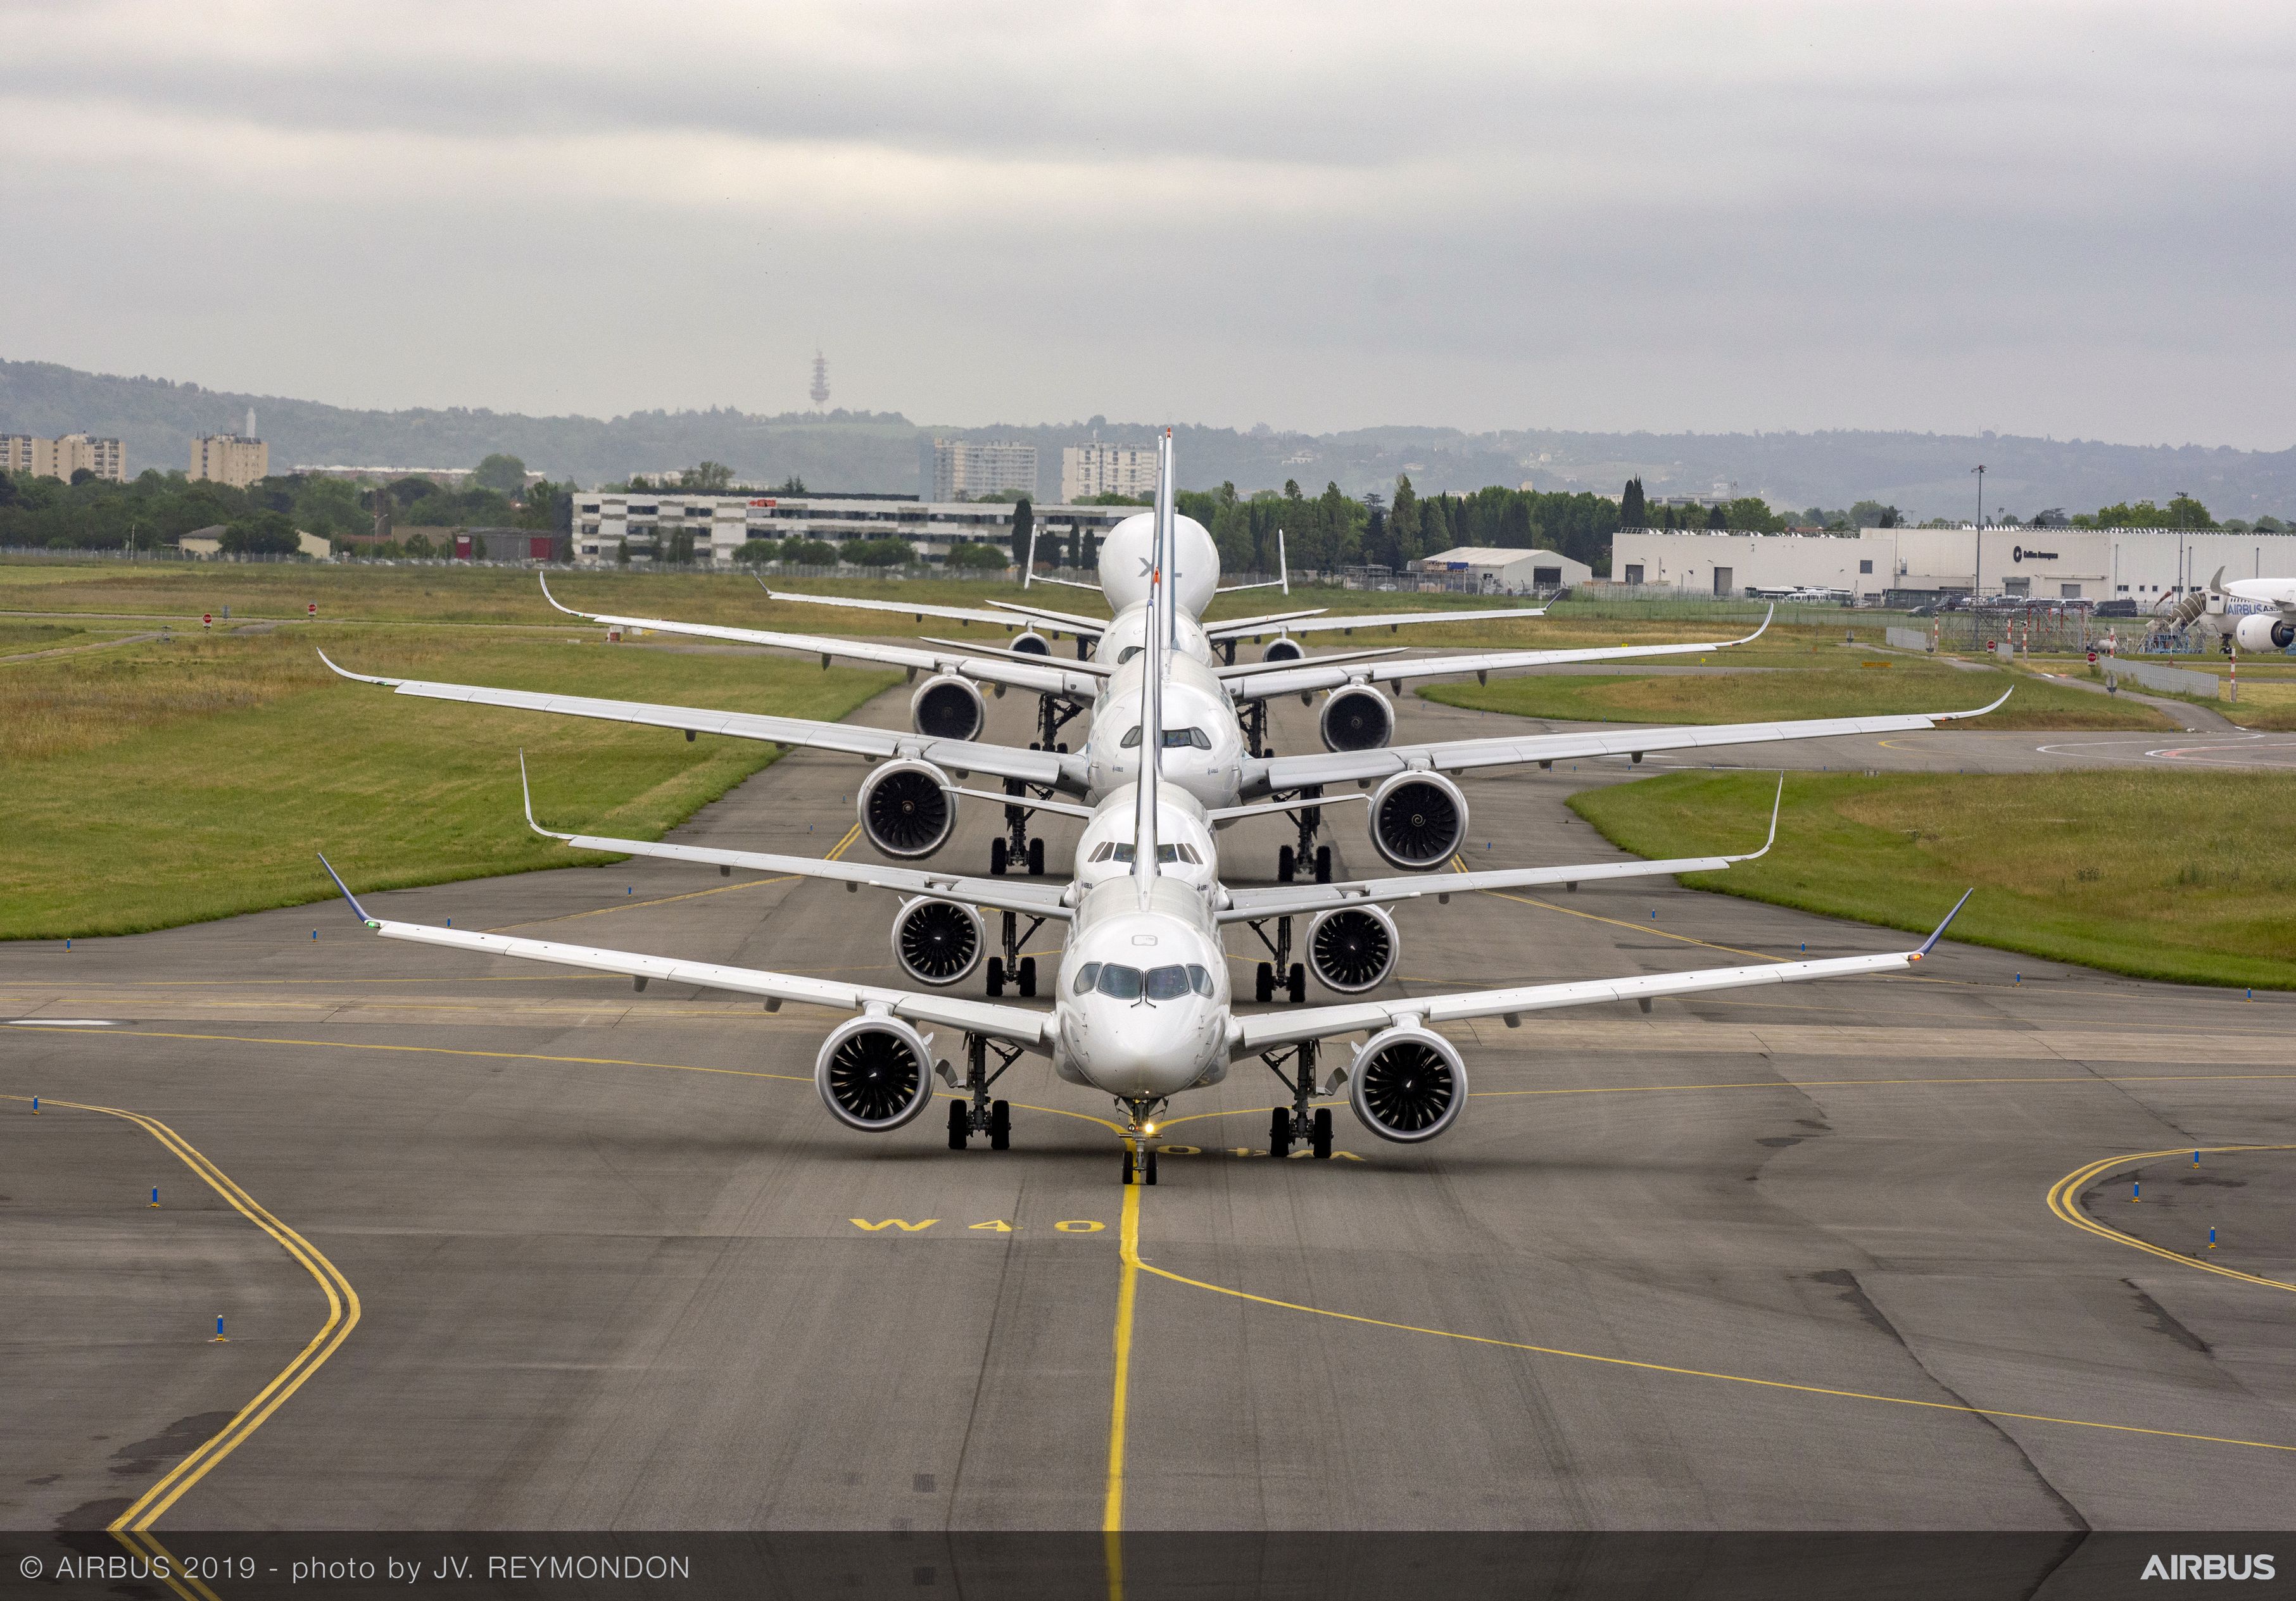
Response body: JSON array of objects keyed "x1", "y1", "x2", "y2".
[
  {"x1": 859, "y1": 760, "x2": 956, "y2": 858},
  {"x1": 1010, "y1": 630, "x2": 1052, "y2": 656},
  {"x1": 911, "y1": 674, "x2": 987, "y2": 740},
  {"x1": 2235, "y1": 613, "x2": 2295, "y2": 652},
  {"x1": 1262, "y1": 636, "x2": 1304, "y2": 662},
  {"x1": 1368, "y1": 771, "x2": 1468, "y2": 870},
  {"x1": 1347, "y1": 1025, "x2": 1467, "y2": 1143},
  {"x1": 1318, "y1": 684, "x2": 1394, "y2": 751},
  {"x1": 892, "y1": 897, "x2": 984, "y2": 986},
  {"x1": 814, "y1": 1016, "x2": 936, "y2": 1132},
  {"x1": 1307, "y1": 905, "x2": 1397, "y2": 993}
]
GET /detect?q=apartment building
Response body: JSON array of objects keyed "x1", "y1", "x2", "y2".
[
  {"x1": 567, "y1": 493, "x2": 1139, "y2": 567},
  {"x1": 1060, "y1": 439, "x2": 1158, "y2": 503},
  {"x1": 1, "y1": 432, "x2": 126, "y2": 482},
  {"x1": 191, "y1": 433, "x2": 270, "y2": 489},
  {"x1": 929, "y1": 439, "x2": 1038, "y2": 501}
]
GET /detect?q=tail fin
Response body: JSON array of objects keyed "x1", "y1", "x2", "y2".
[{"x1": 1134, "y1": 430, "x2": 1174, "y2": 905}]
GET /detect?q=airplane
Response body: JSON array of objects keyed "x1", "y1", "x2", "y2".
[
  {"x1": 2160, "y1": 567, "x2": 2296, "y2": 652},
  {"x1": 316, "y1": 446, "x2": 1976, "y2": 1183}
]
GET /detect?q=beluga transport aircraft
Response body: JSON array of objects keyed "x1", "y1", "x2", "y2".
[{"x1": 317, "y1": 434, "x2": 1977, "y2": 1184}]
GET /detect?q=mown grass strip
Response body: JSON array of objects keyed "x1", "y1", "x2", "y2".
[{"x1": 1570, "y1": 769, "x2": 2296, "y2": 989}]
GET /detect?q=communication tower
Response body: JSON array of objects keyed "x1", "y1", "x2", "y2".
[{"x1": 809, "y1": 350, "x2": 829, "y2": 410}]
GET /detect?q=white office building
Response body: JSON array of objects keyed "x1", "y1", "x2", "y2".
[
  {"x1": 930, "y1": 439, "x2": 1038, "y2": 501},
  {"x1": 567, "y1": 493, "x2": 1142, "y2": 567},
  {"x1": 1061, "y1": 440, "x2": 1159, "y2": 503},
  {"x1": 1610, "y1": 525, "x2": 2296, "y2": 603}
]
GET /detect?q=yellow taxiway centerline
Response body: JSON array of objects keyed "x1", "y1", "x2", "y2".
[{"x1": 2047, "y1": 1144, "x2": 2296, "y2": 1293}]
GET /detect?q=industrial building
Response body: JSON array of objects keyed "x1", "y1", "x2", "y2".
[
  {"x1": 928, "y1": 438, "x2": 1038, "y2": 501},
  {"x1": 567, "y1": 492, "x2": 1141, "y2": 567},
  {"x1": 1061, "y1": 440, "x2": 1159, "y2": 503},
  {"x1": 191, "y1": 433, "x2": 270, "y2": 488},
  {"x1": 1610, "y1": 525, "x2": 2296, "y2": 603},
  {"x1": 1411, "y1": 545, "x2": 1591, "y2": 594},
  {"x1": 2, "y1": 432, "x2": 126, "y2": 482}
]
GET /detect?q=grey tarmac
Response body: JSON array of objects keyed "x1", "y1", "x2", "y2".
[{"x1": 3, "y1": 676, "x2": 2293, "y2": 1535}]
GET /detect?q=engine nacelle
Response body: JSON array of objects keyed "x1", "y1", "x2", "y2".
[
  {"x1": 1307, "y1": 905, "x2": 1397, "y2": 993},
  {"x1": 1262, "y1": 636, "x2": 1304, "y2": 663},
  {"x1": 814, "y1": 1016, "x2": 937, "y2": 1132},
  {"x1": 911, "y1": 674, "x2": 987, "y2": 741},
  {"x1": 859, "y1": 759, "x2": 956, "y2": 859},
  {"x1": 2235, "y1": 613, "x2": 2296, "y2": 652},
  {"x1": 892, "y1": 896, "x2": 983, "y2": 986},
  {"x1": 1319, "y1": 684, "x2": 1394, "y2": 751},
  {"x1": 1011, "y1": 630, "x2": 1052, "y2": 656},
  {"x1": 1368, "y1": 771, "x2": 1468, "y2": 870},
  {"x1": 1347, "y1": 1025, "x2": 1467, "y2": 1143}
]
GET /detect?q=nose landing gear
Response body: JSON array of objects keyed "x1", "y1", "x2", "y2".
[{"x1": 1118, "y1": 1098, "x2": 1168, "y2": 1184}]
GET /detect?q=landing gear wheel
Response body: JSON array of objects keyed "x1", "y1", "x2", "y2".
[
  {"x1": 1144, "y1": 1148, "x2": 1159, "y2": 1185},
  {"x1": 948, "y1": 1098, "x2": 970, "y2": 1150},
  {"x1": 1315, "y1": 846, "x2": 1332, "y2": 884},
  {"x1": 1018, "y1": 956, "x2": 1037, "y2": 998},
  {"x1": 1122, "y1": 1146, "x2": 1137, "y2": 1184},
  {"x1": 1278, "y1": 844, "x2": 1296, "y2": 883},
  {"x1": 1311, "y1": 1107, "x2": 1334, "y2": 1160},
  {"x1": 1255, "y1": 963, "x2": 1274, "y2": 1004},
  {"x1": 987, "y1": 957, "x2": 1006, "y2": 997},
  {"x1": 989, "y1": 838, "x2": 1008, "y2": 876},
  {"x1": 1268, "y1": 1107, "x2": 1293, "y2": 1158},
  {"x1": 1027, "y1": 837, "x2": 1045, "y2": 877},
  {"x1": 988, "y1": 1100, "x2": 1011, "y2": 1150},
  {"x1": 1056, "y1": 742, "x2": 1068, "y2": 754},
  {"x1": 1287, "y1": 963, "x2": 1307, "y2": 1004}
]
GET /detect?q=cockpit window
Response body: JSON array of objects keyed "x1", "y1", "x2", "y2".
[
  {"x1": 1161, "y1": 727, "x2": 1212, "y2": 750},
  {"x1": 1106, "y1": 841, "x2": 1195, "y2": 865},
  {"x1": 1120, "y1": 725, "x2": 1142, "y2": 749},
  {"x1": 1144, "y1": 965, "x2": 1192, "y2": 1001},
  {"x1": 1095, "y1": 965, "x2": 1144, "y2": 1000},
  {"x1": 1073, "y1": 962, "x2": 1101, "y2": 995},
  {"x1": 1118, "y1": 646, "x2": 1143, "y2": 664},
  {"x1": 1090, "y1": 842, "x2": 1114, "y2": 862},
  {"x1": 1186, "y1": 964, "x2": 1214, "y2": 996}
]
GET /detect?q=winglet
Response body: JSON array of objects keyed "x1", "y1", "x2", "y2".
[
  {"x1": 1277, "y1": 525, "x2": 1289, "y2": 596},
  {"x1": 1734, "y1": 605, "x2": 1774, "y2": 647},
  {"x1": 316, "y1": 648, "x2": 402, "y2": 687},
  {"x1": 1732, "y1": 772, "x2": 1784, "y2": 862},
  {"x1": 538, "y1": 572, "x2": 584, "y2": 618},
  {"x1": 1913, "y1": 888, "x2": 1974, "y2": 959},
  {"x1": 518, "y1": 751, "x2": 573, "y2": 840},
  {"x1": 1937, "y1": 688, "x2": 2013, "y2": 721},
  {"x1": 315, "y1": 852, "x2": 378, "y2": 927}
]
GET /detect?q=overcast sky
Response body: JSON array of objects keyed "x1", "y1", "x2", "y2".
[{"x1": 3, "y1": 1, "x2": 2291, "y2": 447}]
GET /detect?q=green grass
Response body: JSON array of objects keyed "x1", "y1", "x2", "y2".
[
  {"x1": 1571, "y1": 769, "x2": 2296, "y2": 989},
  {"x1": 0, "y1": 621, "x2": 94, "y2": 655},
  {"x1": 1419, "y1": 655, "x2": 2171, "y2": 730},
  {"x1": 0, "y1": 626, "x2": 898, "y2": 939}
]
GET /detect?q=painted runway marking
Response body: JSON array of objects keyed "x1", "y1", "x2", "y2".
[
  {"x1": 1, "y1": 1093, "x2": 360, "y2": 1600},
  {"x1": 2047, "y1": 1143, "x2": 2296, "y2": 1294},
  {"x1": 6, "y1": 1018, "x2": 117, "y2": 1026},
  {"x1": 1104, "y1": 1182, "x2": 1142, "y2": 1535}
]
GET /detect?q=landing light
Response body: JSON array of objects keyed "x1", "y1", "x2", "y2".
[{"x1": 1142, "y1": 1122, "x2": 1157, "y2": 1136}]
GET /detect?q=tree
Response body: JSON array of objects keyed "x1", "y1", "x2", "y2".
[
  {"x1": 1618, "y1": 477, "x2": 1646, "y2": 528},
  {"x1": 1497, "y1": 497, "x2": 1534, "y2": 549},
  {"x1": 735, "y1": 538, "x2": 780, "y2": 564},
  {"x1": 946, "y1": 541, "x2": 1009, "y2": 570},
  {"x1": 776, "y1": 475, "x2": 807, "y2": 495},
  {"x1": 220, "y1": 510, "x2": 298, "y2": 556},
  {"x1": 845, "y1": 537, "x2": 912, "y2": 567},
  {"x1": 1722, "y1": 497, "x2": 1783, "y2": 532},
  {"x1": 781, "y1": 538, "x2": 837, "y2": 565},
  {"x1": 682, "y1": 461, "x2": 736, "y2": 493},
  {"x1": 1066, "y1": 522, "x2": 1082, "y2": 568},
  {"x1": 1009, "y1": 496, "x2": 1034, "y2": 571},
  {"x1": 662, "y1": 529, "x2": 697, "y2": 565},
  {"x1": 473, "y1": 454, "x2": 528, "y2": 496},
  {"x1": 70, "y1": 467, "x2": 95, "y2": 486},
  {"x1": 1705, "y1": 503, "x2": 1729, "y2": 529},
  {"x1": 1388, "y1": 475, "x2": 1420, "y2": 565}
]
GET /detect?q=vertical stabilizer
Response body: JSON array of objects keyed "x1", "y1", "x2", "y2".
[{"x1": 1133, "y1": 430, "x2": 1175, "y2": 905}]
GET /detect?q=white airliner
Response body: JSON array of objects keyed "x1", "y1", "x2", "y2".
[
  {"x1": 2164, "y1": 567, "x2": 2296, "y2": 651},
  {"x1": 319, "y1": 437, "x2": 1975, "y2": 1183}
]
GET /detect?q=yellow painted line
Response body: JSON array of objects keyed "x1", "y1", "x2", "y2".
[
  {"x1": 1130, "y1": 1231, "x2": 2296, "y2": 1455},
  {"x1": 1104, "y1": 1181, "x2": 1143, "y2": 1533},
  {"x1": 1480, "y1": 886, "x2": 1781, "y2": 962},
  {"x1": 2046, "y1": 1144, "x2": 2296, "y2": 1293},
  {"x1": 0, "y1": 1094, "x2": 362, "y2": 1561},
  {"x1": 1471, "y1": 1070, "x2": 2296, "y2": 1100}
]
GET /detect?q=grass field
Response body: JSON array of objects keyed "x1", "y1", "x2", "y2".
[
  {"x1": 1419, "y1": 653, "x2": 2172, "y2": 730},
  {"x1": 1571, "y1": 769, "x2": 2296, "y2": 989},
  {"x1": 0, "y1": 620, "x2": 97, "y2": 655},
  {"x1": 0, "y1": 625, "x2": 897, "y2": 939}
]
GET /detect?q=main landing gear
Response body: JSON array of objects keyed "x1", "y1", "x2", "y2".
[
  {"x1": 1261, "y1": 787, "x2": 1330, "y2": 884},
  {"x1": 1247, "y1": 917, "x2": 1308, "y2": 1004},
  {"x1": 985, "y1": 909, "x2": 1047, "y2": 997},
  {"x1": 990, "y1": 777, "x2": 1052, "y2": 880},
  {"x1": 1119, "y1": 1098, "x2": 1168, "y2": 1184},
  {"x1": 944, "y1": 1033, "x2": 1019, "y2": 1150},
  {"x1": 1237, "y1": 700, "x2": 1268, "y2": 760},
  {"x1": 1262, "y1": 1041, "x2": 1335, "y2": 1160}
]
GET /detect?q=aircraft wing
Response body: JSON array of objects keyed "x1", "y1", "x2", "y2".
[
  {"x1": 1219, "y1": 777, "x2": 1780, "y2": 922},
  {"x1": 541, "y1": 577, "x2": 1101, "y2": 698},
  {"x1": 1206, "y1": 606, "x2": 1545, "y2": 641},
  {"x1": 762, "y1": 585, "x2": 1048, "y2": 633},
  {"x1": 1250, "y1": 691, "x2": 2011, "y2": 793},
  {"x1": 1222, "y1": 610, "x2": 1771, "y2": 702},
  {"x1": 317, "y1": 856, "x2": 1052, "y2": 1047},
  {"x1": 1234, "y1": 890, "x2": 1972, "y2": 1053},
  {"x1": 1209, "y1": 647, "x2": 1407, "y2": 679},
  {"x1": 983, "y1": 598, "x2": 1117, "y2": 637},
  {"x1": 520, "y1": 759, "x2": 1072, "y2": 919},
  {"x1": 319, "y1": 651, "x2": 1077, "y2": 789},
  {"x1": 1199, "y1": 607, "x2": 1331, "y2": 636}
]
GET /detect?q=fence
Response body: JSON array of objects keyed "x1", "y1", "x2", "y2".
[{"x1": 2106, "y1": 659, "x2": 2222, "y2": 700}]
